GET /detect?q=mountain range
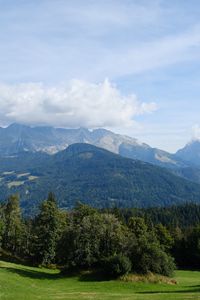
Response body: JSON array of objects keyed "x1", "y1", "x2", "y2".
[
  {"x1": 1, "y1": 123, "x2": 200, "y2": 214},
  {"x1": 0, "y1": 123, "x2": 193, "y2": 168}
]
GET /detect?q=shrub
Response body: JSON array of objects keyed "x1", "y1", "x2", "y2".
[
  {"x1": 103, "y1": 254, "x2": 132, "y2": 278},
  {"x1": 135, "y1": 242, "x2": 175, "y2": 277}
]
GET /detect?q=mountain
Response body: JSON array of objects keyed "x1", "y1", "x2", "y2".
[
  {"x1": 0, "y1": 123, "x2": 187, "y2": 169},
  {"x1": 172, "y1": 166, "x2": 200, "y2": 184},
  {"x1": 176, "y1": 140, "x2": 200, "y2": 167},
  {"x1": 119, "y1": 143, "x2": 185, "y2": 168},
  {"x1": 1, "y1": 143, "x2": 200, "y2": 215},
  {"x1": 0, "y1": 123, "x2": 69, "y2": 155}
]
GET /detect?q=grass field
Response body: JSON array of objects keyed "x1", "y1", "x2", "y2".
[{"x1": 0, "y1": 261, "x2": 200, "y2": 300}]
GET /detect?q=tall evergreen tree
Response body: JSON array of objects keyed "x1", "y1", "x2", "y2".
[
  {"x1": 32, "y1": 192, "x2": 60, "y2": 265},
  {"x1": 0, "y1": 205, "x2": 5, "y2": 253},
  {"x1": 2, "y1": 194, "x2": 23, "y2": 255}
]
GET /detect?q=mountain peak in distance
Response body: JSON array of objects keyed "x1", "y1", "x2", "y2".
[{"x1": 0, "y1": 123, "x2": 188, "y2": 168}]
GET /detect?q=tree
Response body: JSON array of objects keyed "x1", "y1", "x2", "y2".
[
  {"x1": 155, "y1": 224, "x2": 174, "y2": 251},
  {"x1": 0, "y1": 205, "x2": 5, "y2": 253},
  {"x1": 2, "y1": 194, "x2": 23, "y2": 255},
  {"x1": 60, "y1": 211, "x2": 105, "y2": 269},
  {"x1": 99, "y1": 214, "x2": 128, "y2": 258},
  {"x1": 133, "y1": 238, "x2": 175, "y2": 276},
  {"x1": 182, "y1": 226, "x2": 200, "y2": 268},
  {"x1": 73, "y1": 202, "x2": 97, "y2": 223},
  {"x1": 31, "y1": 193, "x2": 61, "y2": 265},
  {"x1": 128, "y1": 217, "x2": 175, "y2": 276},
  {"x1": 71, "y1": 212, "x2": 103, "y2": 268},
  {"x1": 128, "y1": 217, "x2": 148, "y2": 238},
  {"x1": 60, "y1": 210, "x2": 129, "y2": 270}
]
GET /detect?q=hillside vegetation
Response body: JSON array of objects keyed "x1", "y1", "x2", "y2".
[{"x1": 1, "y1": 144, "x2": 200, "y2": 215}]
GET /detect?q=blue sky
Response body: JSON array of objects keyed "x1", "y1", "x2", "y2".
[{"x1": 0, "y1": 0, "x2": 200, "y2": 152}]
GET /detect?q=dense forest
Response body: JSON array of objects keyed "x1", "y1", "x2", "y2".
[
  {"x1": 1, "y1": 194, "x2": 200, "y2": 278},
  {"x1": 1, "y1": 143, "x2": 200, "y2": 216}
]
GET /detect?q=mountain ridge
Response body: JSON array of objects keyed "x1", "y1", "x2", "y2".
[
  {"x1": 176, "y1": 139, "x2": 200, "y2": 166},
  {"x1": 0, "y1": 123, "x2": 188, "y2": 169},
  {"x1": 1, "y1": 143, "x2": 200, "y2": 215}
]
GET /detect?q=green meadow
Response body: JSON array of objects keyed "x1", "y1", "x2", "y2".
[{"x1": 0, "y1": 261, "x2": 200, "y2": 300}]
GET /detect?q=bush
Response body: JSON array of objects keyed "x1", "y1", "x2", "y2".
[
  {"x1": 103, "y1": 254, "x2": 132, "y2": 278},
  {"x1": 134, "y1": 242, "x2": 175, "y2": 277}
]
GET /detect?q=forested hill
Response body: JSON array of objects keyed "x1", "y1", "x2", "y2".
[
  {"x1": 109, "y1": 203, "x2": 200, "y2": 229},
  {"x1": 1, "y1": 143, "x2": 200, "y2": 215}
]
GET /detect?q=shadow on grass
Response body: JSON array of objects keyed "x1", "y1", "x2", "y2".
[
  {"x1": 137, "y1": 286, "x2": 200, "y2": 295},
  {"x1": 1, "y1": 267, "x2": 62, "y2": 280},
  {"x1": 1, "y1": 265, "x2": 110, "y2": 282},
  {"x1": 78, "y1": 270, "x2": 112, "y2": 282}
]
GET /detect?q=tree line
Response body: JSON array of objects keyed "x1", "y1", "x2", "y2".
[{"x1": 1, "y1": 194, "x2": 200, "y2": 277}]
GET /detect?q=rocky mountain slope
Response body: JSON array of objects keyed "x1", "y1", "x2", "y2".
[{"x1": 0, "y1": 123, "x2": 187, "y2": 169}]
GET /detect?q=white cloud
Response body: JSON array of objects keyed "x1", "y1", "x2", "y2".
[
  {"x1": 95, "y1": 25, "x2": 200, "y2": 80},
  {"x1": 0, "y1": 79, "x2": 157, "y2": 129},
  {"x1": 1, "y1": 1, "x2": 200, "y2": 83}
]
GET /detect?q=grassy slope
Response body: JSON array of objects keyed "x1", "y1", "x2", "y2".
[{"x1": 0, "y1": 261, "x2": 200, "y2": 300}]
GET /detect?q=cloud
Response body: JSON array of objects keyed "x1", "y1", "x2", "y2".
[
  {"x1": 0, "y1": 79, "x2": 157, "y2": 129},
  {"x1": 192, "y1": 124, "x2": 200, "y2": 140},
  {"x1": 95, "y1": 25, "x2": 200, "y2": 80},
  {"x1": 1, "y1": 1, "x2": 200, "y2": 83}
]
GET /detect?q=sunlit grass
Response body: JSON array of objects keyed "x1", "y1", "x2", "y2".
[{"x1": 0, "y1": 260, "x2": 200, "y2": 300}]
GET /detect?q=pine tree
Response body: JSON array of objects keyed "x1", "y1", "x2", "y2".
[
  {"x1": 32, "y1": 192, "x2": 60, "y2": 265},
  {"x1": 3, "y1": 194, "x2": 23, "y2": 255}
]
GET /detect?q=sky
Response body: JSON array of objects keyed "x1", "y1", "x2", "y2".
[{"x1": 0, "y1": 0, "x2": 200, "y2": 152}]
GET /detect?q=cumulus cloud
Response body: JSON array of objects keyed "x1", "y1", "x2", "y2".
[{"x1": 0, "y1": 79, "x2": 157, "y2": 129}]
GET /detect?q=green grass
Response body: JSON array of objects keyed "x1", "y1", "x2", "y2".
[
  {"x1": 0, "y1": 260, "x2": 200, "y2": 300},
  {"x1": 7, "y1": 181, "x2": 25, "y2": 188}
]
